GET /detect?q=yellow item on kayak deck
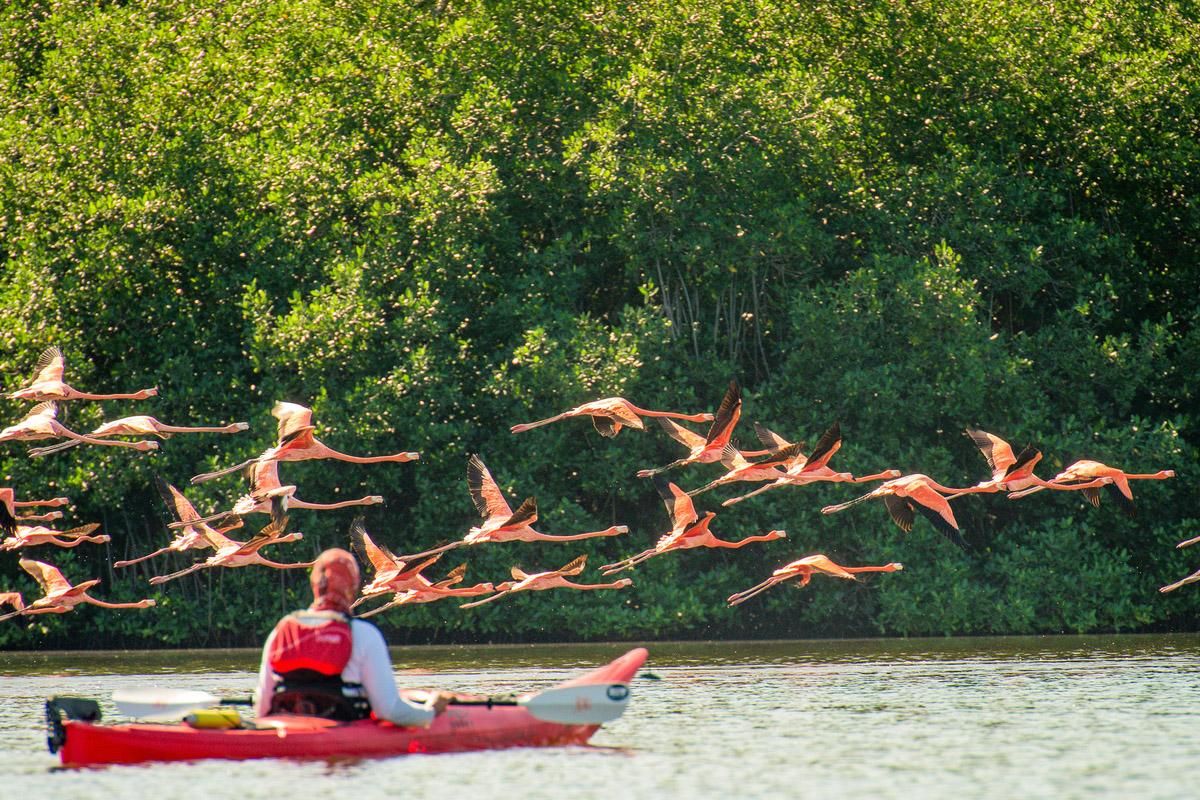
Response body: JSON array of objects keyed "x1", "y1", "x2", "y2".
[{"x1": 183, "y1": 708, "x2": 243, "y2": 729}]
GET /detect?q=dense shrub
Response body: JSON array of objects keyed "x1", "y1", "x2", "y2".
[{"x1": 0, "y1": 0, "x2": 1195, "y2": 647}]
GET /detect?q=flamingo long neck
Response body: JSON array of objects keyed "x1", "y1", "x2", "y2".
[
  {"x1": 316, "y1": 444, "x2": 415, "y2": 463},
  {"x1": 630, "y1": 407, "x2": 713, "y2": 424},
  {"x1": 716, "y1": 532, "x2": 781, "y2": 549},
  {"x1": 853, "y1": 470, "x2": 899, "y2": 483},
  {"x1": 18, "y1": 511, "x2": 59, "y2": 522},
  {"x1": 71, "y1": 390, "x2": 154, "y2": 401},
  {"x1": 253, "y1": 556, "x2": 314, "y2": 569},
  {"x1": 924, "y1": 479, "x2": 981, "y2": 495},
  {"x1": 524, "y1": 529, "x2": 613, "y2": 541},
  {"x1": 47, "y1": 536, "x2": 89, "y2": 547},
  {"x1": 556, "y1": 579, "x2": 627, "y2": 591},
  {"x1": 289, "y1": 497, "x2": 377, "y2": 510},
  {"x1": 114, "y1": 548, "x2": 172, "y2": 568},
  {"x1": 845, "y1": 565, "x2": 901, "y2": 575},
  {"x1": 83, "y1": 597, "x2": 152, "y2": 609},
  {"x1": 15, "y1": 497, "x2": 69, "y2": 507},
  {"x1": 157, "y1": 424, "x2": 246, "y2": 434}
]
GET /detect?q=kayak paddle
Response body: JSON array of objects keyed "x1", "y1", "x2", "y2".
[
  {"x1": 113, "y1": 682, "x2": 631, "y2": 725},
  {"x1": 112, "y1": 688, "x2": 252, "y2": 721}
]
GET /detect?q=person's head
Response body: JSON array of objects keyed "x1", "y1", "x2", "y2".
[{"x1": 309, "y1": 548, "x2": 361, "y2": 613}]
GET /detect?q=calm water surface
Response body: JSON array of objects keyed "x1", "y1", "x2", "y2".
[{"x1": 1, "y1": 635, "x2": 1197, "y2": 799}]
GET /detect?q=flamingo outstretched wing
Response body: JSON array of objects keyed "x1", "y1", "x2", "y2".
[
  {"x1": 466, "y1": 455, "x2": 514, "y2": 519},
  {"x1": 350, "y1": 518, "x2": 401, "y2": 575},
  {"x1": 156, "y1": 476, "x2": 202, "y2": 524},
  {"x1": 754, "y1": 423, "x2": 795, "y2": 452},
  {"x1": 557, "y1": 554, "x2": 588, "y2": 576},
  {"x1": 33, "y1": 346, "x2": 65, "y2": 384},
  {"x1": 804, "y1": 421, "x2": 842, "y2": 469},
  {"x1": 653, "y1": 476, "x2": 699, "y2": 529},
  {"x1": 655, "y1": 418, "x2": 707, "y2": 450},
  {"x1": 705, "y1": 380, "x2": 741, "y2": 444},
  {"x1": 19, "y1": 558, "x2": 72, "y2": 596},
  {"x1": 272, "y1": 402, "x2": 316, "y2": 444}
]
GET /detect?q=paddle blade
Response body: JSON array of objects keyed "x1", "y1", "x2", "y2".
[
  {"x1": 113, "y1": 688, "x2": 223, "y2": 721},
  {"x1": 520, "y1": 682, "x2": 631, "y2": 725}
]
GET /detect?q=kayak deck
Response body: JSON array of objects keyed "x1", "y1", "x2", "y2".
[{"x1": 52, "y1": 647, "x2": 647, "y2": 767}]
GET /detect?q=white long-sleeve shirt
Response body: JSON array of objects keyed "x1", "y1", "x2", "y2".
[{"x1": 255, "y1": 615, "x2": 435, "y2": 727}]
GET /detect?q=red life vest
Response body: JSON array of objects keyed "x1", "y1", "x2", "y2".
[{"x1": 267, "y1": 611, "x2": 352, "y2": 677}]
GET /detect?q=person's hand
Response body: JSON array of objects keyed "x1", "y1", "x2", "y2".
[{"x1": 423, "y1": 690, "x2": 454, "y2": 715}]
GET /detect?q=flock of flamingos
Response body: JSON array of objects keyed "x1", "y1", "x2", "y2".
[{"x1": 0, "y1": 346, "x2": 1190, "y2": 628}]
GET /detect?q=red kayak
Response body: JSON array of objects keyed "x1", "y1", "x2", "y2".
[{"x1": 48, "y1": 647, "x2": 647, "y2": 766}]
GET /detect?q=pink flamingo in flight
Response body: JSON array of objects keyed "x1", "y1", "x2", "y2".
[
  {"x1": 511, "y1": 397, "x2": 713, "y2": 438},
  {"x1": 601, "y1": 477, "x2": 786, "y2": 574},
  {"x1": 637, "y1": 380, "x2": 744, "y2": 478},
  {"x1": 191, "y1": 402, "x2": 419, "y2": 484},
  {"x1": 8, "y1": 346, "x2": 157, "y2": 403},
  {"x1": 459, "y1": 555, "x2": 631, "y2": 609},
  {"x1": 728, "y1": 554, "x2": 904, "y2": 606},
  {"x1": 0, "y1": 559, "x2": 155, "y2": 622}
]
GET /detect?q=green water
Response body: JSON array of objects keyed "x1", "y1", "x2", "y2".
[{"x1": 1, "y1": 635, "x2": 1197, "y2": 799}]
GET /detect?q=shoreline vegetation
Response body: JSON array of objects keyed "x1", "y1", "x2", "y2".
[{"x1": 1, "y1": 0, "x2": 1197, "y2": 649}]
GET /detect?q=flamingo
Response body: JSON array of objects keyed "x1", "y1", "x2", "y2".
[
  {"x1": 13, "y1": 509, "x2": 63, "y2": 523},
  {"x1": 28, "y1": 415, "x2": 249, "y2": 457},
  {"x1": 1, "y1": 402, "x2": 158, "y2": 453},
  {"x1": 717, "y1": 421, "x2": 899, "y2": 505},
  {"x1": 684, "y1": 442, "x2": 800, "y2": 498},
  {"x1": 601, "y1": 477, "x2": 786, "y2": 574},
  {"x1": 148, "y1": 517, "x2": 311, "y2": 585},
  {"x1": 191, "y1": 402, "x2": 419, "y2": 484},
  {"x1": 0, "y1": 488, "x2": 70, "y2": 511},
  {"x1": 722, "y1": 464, "x2": 903, "y2": 506},
  {"x1": 1007, "y1": 459, "x2": 1174, "y2": 516},
  {"x1": 510, "y1": 397, "x2": 714, "y2": 438},
  {"x1": 727, "y1": 554, "x2": 905, "y2": 606},
  {"x1": 459, "y1": 555, "x2": 632, "y2": 609},
  {"x1": 355, "y1": 564, "x2": 495, "y2": 618},
  {"x1": 0, "y1": 592, "x2": 24, "y2": 616},
  {"x1": 113, "y1": 477, "x2": 241, "y2": 568},
  {"x1": 821, "y1": 474, "x2": 985, "y2": 550},
  {"x1": 0, "y1": 559, "x2": 155, "y2": 622},
  {"x1": 404, "y1": 455, "x2": 628, "y2": 558},
  {"x1": 1, "y1": 523, "x2": 110, "y2": 551},
  {"x1": 177, "y1": 460, "x2": 382, "y2": 531},
  {"x1": 636, "y1": 380, "x2": 743, "y2": 478},
  {"x1": 961, "y1": 429, "x2": 1110, "y2": 496},
  {"x1": 350, "y1": 518, "x2": 448, "y2": 606},
  {"x1": 1160, "y1": 567, "x2": 1200, "y2": 594},
  {"x1": 0, "y1": 487, "x2": 68, "y2": 536},
  {"x1": 962, "y1": 429, "x2": 1046, "y2": 493},
  {"x1": 8, "y1": 346, "x2": 158, "y2": 403}
]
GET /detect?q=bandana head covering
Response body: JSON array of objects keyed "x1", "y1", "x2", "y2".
[{"x1": 309, "y1": 548, "x2": 361, "y2": 613}]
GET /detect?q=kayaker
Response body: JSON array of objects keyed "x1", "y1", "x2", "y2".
[{"x1": 254, "y1": 547, "x2": 452, "y2": 725}]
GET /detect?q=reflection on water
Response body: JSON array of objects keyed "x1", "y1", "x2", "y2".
[{"x1": 2, "y1": 635, "x2": 1197, "y2": 799}]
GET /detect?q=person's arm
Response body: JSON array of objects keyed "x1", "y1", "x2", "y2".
[
  {"x1": 253, "y1": 627, "x2": 279, "y2": 717},
  {"x1": 349, "y1": 621, "x2": 437, "y2": 727}
]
